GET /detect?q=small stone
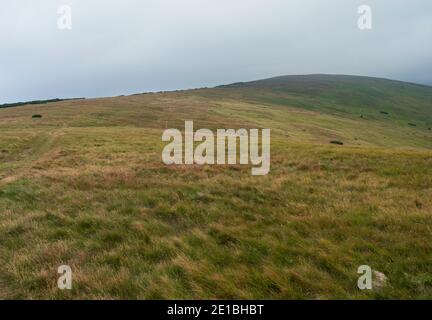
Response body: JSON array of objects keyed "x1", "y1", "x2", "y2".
[{"x1": 373, "y1": 270, "x2": 388, "y2": 288}]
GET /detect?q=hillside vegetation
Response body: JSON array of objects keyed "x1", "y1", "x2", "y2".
[{"x1": 0, "y1": 75, "x2": 431, "y2": 299}]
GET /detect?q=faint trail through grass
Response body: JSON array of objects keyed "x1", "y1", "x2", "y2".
[{"x1": 0, "y1": 129, "x2": 64, "y2": 186}]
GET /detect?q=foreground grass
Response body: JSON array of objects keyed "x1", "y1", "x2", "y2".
[{"x1": 0, "y1": 87, "x2": 431, "y2": 299}]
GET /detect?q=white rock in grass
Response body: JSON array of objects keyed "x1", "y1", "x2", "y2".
[{"x1": 373, "y1": 270, "x2": 388, "y2": 288}]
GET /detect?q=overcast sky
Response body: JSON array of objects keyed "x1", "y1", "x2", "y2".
[{"x1": 1, "y1": 0, "x2": 431, "y2": 104}]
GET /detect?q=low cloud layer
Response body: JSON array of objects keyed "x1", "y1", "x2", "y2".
[{"x1": 1, "y1": 0, "x2": 431, "y2": 103}]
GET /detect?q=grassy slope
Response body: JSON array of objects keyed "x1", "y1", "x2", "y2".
[
  {"x1": 0, "y1": 75, "x2": 431, "y2": 299},
  {"x1": 216, "y1": 75, "x2": 432, "y2": 146}
]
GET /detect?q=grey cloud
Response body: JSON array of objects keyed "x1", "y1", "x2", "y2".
[{"x1": 1, "y1": 0, "x2": 431, "y2": 103}]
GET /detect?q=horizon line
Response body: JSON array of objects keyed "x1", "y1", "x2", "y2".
[{"x1": 1, "y1": 73, "x2": 431, "y2": 107}]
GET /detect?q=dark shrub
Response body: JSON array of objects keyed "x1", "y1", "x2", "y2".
[
  {"x1": 330, "y1": 140, "x2": 344, "y2": 145},
  {"x1": 32, "y1": 114, "x2": 42, "y2": 118}
]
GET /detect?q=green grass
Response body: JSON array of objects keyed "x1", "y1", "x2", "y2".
[{"x1": 0, "y1": 75, "x2": 431, "y2": 299}]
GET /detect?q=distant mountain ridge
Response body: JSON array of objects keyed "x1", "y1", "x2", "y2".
[
  {"x1": 2, "y1": 74, "x2": 432, "y2": 128},
  {"x1": 217, "y1": 74, "x2": 432, "y2": 91},
  {"x1": 0, "y1": 98, "x2": 85, "y2": 109},
  {"x1": 215, "y1": 74, "x2": 432, "y2": 126}
]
